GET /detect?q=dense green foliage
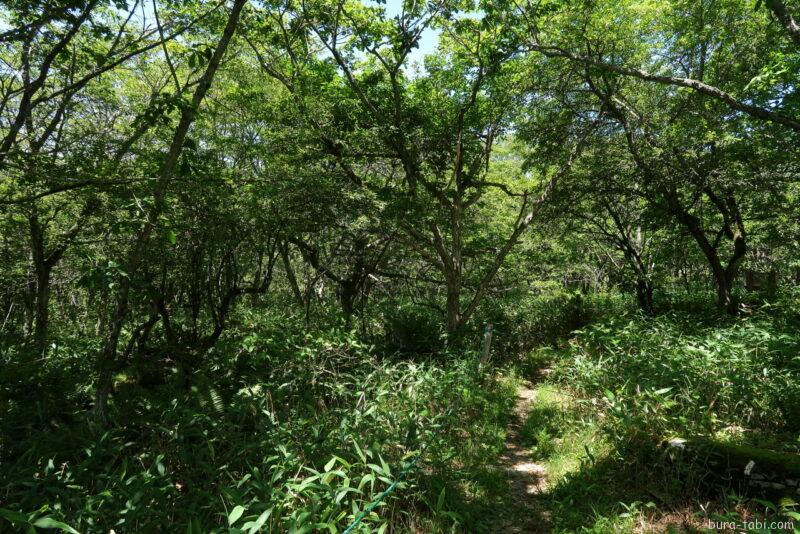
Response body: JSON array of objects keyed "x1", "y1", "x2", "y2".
[
  {"x1": 559, "y1": 299, "x2": 800, "y2": 447},
  {"x1": 2, "y1": 0, "x2": 800, "y2": 532},
  {"x1": 514, "y1": 295, "x2": 800, "y2": 532},
  {"x1": 2, "y1": 319, "x2": 519, "y2": 532}
]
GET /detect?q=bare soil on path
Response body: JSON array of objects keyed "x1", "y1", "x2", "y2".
[{"x1": 496, "y1": 382, "x2": 552, "y2": 533}]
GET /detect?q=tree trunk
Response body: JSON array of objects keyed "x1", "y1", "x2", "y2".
[
  {"x1": 28, "y1": 213, "x2": 50, "y2": 354},
  {"x1": 280, "y1": 242, "x2": 305, "y2": 308},
  {"x1": 722, "y1": 229, "x2": 746, "y2": 314},
  {"x1": 635, "y1": 278, "x2": 654, "y2": 314},
  {"x1": 93, "y1": 0, "x2": 247, "y2": 423},
  {"x1": 669, "y1": 197, "x2": 744, "y2": 316},
  {"x1": 22, "y1": 253, "x2": 35, "y2": 338},
  {"x1": 338, "y1": 281, "x2": 357, "y2": 329},
  {"x1": 431, "y1": 214, "x2": 464, "y2": 337},
  {"x1": 445, "y1": 276, "x2": 461, "y2": 336},
  {"x1": 448, "y1": 195, "x2": 463, "y2": 337},
  {"x1": 701, "y1": 247, "x2": 735, "y2": 314},
  {"x1": 33, "y1": 263, "x2": 52, "y2": 353},
  {"x1": 713, "y1": 268, "x2": 733, "y2": 314}
]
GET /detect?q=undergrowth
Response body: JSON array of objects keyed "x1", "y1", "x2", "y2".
[
  {"x1": 3, "y1": 291, "x2": 800, "y2": 533},
  {"x1": 555, "y1": 301, "x2": 800, "y2": 451},
  {"x1": 0, "y1": 315, "x2": 518, "y2": 533},
  {"x1": 519, "y1": 293, "x2": 800, "y2": 533}
]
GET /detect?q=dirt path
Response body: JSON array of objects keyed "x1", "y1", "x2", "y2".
[{"x1": 497, "y1": 382, "x2": 551, "y2": 533}]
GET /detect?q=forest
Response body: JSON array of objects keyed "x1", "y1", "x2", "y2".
[{"x1": 1, "y1": 0, "x2": 799, "y2": 532}]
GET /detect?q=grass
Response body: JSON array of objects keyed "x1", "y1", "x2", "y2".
[
  {"x1": 510, "y1": 298, "x2": 800, "y2": 533},
  {"x1": 519, "y1": 384, "x2": 591, "y2": 469},
  {"x1": 518, "y1": 380, "x2": 648, "y2": 533},
  {"x1": 3, "y1": 293, "x2": 799, "y2": 532},
  {"x1": 0, "y1": 297, "x2": 539, "y2": 532},
  {"x1": 0, "y1": 325, "x2": 522, "y2": 533},
  {"x1": 419, "y1": 372, "x2": 522, "y2": 533}
]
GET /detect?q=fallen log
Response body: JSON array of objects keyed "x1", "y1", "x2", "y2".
[{"x1": 662, "y1": 437, "x2": 800, "y2": 496}]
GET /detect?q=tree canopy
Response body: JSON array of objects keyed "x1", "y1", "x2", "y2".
[{"x1": 1, "y1": 0, "x2": 799, "y2": 532}]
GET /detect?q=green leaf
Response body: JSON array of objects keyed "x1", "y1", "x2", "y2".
[
  {"x1": 379, "y1": 455, "x2": 391, "y2": 476},
  {"x1": 245, "y1": 509, "x2": 271, "y2": 534},
  {"x1": 186, "y1": 517, "x2": 202, "y2": 534},
  {"x1": 753, "y1": 498, "x2": 778, "y2": 512},
  {"x1": 228, "y1": 505, "x2": 246, "y2": 526},
  {"x1": 353, "y1": 439, "x2": 367, "y2": 463},
  {"x1": 324, "y1": 457, "x2": 336, "y2": 472},
  {"x1": 31, "y1": 517, "x2": 81, "y2": 534},
  {"x1": 0, "y1": 508, "x2": 29, "y2": 524}
]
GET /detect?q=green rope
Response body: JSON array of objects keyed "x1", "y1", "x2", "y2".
[
  {"x1": 342, "y1": 408, "x2": 453, "y2": 533},
  {"x1": 341, "y1": 452, "x2": 422, "y2": 534}
]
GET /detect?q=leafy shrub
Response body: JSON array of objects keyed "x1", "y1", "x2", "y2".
[
  {"x1": 1, "y1": 322, "x2": 517, "y2": 533},
  {"x1": 554, "y1": 305, "x2": 800, "y2": 458},
  {"x1": 653, "y1": 286, "x2": 719, "y2": 314},
  {"x1": 382, "y1": 304, "x2": 444, "y2": 355},
  {"x1": 472, "y1": 290, "x2": 626, "y2": 359}
]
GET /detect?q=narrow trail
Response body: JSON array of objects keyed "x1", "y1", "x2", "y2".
[{"x1": 497, "y1": 381, "x2": 552, "y2": 533}]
